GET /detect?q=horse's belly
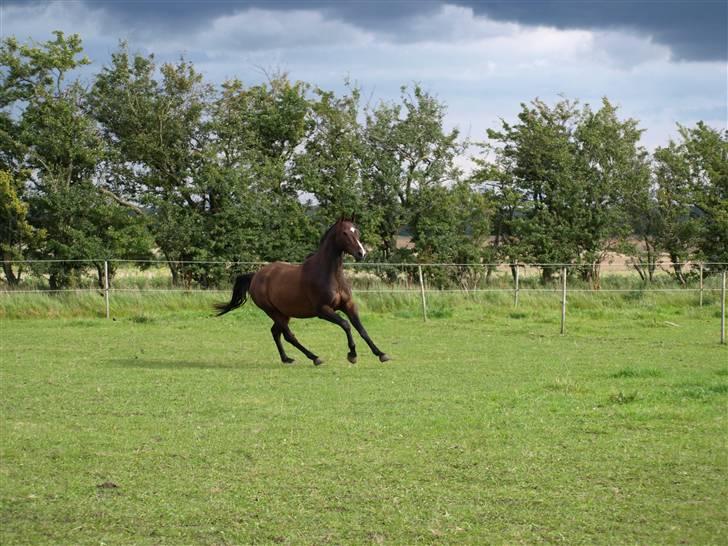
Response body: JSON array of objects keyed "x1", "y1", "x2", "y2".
[
  {"x1": 267, "y1": 290, "x2": 317, "y2": 318},
  {"x1": 251, "y1": 264, "x2": 317, "y2": 318}
]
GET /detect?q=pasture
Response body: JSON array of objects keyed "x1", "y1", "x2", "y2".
[{"x1": 1, "y1": 293, "x2": 726, "y2": 544}]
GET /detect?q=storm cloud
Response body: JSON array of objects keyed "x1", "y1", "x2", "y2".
[
  {"x1": 6, "y1": 0, "x2": 724, "y2": 61},
  {"x1": 2, "y1": 0, "x2": 725, "y2": 152}
]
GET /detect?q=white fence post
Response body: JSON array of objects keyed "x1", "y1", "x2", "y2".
[
  {"x1": 699, "y1": 263, "x2": 704, "y2": 307},
  {"x1": 721, "y1": 270, "x2": 726, "y2": 345},
  {"x1": 104, "y1": 260, "x2": 110, "y2": 320},
  {"x1": 560, "y1": 266, "x2": 567, "y2": 335},
  {"x1": 418, "y1": 265, "x2": 428, "y2": 322}
]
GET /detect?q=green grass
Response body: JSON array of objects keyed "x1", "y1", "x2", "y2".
[{"x1": 1, "y1": 297, "x2": 726, "y2": 544}]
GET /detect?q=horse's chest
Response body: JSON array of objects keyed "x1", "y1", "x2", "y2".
[{"x1": 318, "y1": 277, "x2": 349, "y2": 308}]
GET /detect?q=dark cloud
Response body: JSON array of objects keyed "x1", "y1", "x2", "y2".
[
  {"x1": 7, "y1": 0, "x2": 726, "y2": 60},
  {"x1": 457, "y1": 0, "x2": 727, "y2": 61}
]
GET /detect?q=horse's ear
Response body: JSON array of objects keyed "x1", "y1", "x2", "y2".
[{"x1": 351, "y1": 213, "x2": 357, "y2": 224}]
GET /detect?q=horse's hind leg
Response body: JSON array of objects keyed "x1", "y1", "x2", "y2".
[
  {"x1": 267, "y1": 311, "x2": 322, "y2": 366},
  {"x1": 271, "y1": 324, "x2": 294, "y2": 364},
  {"x1": 280, "y1": 323, "x2": 323, "y2": 366}
]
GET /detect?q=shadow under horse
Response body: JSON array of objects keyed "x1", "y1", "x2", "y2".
[{"x1": 215, "y1": 218, "x2": 390, "y2": 366}]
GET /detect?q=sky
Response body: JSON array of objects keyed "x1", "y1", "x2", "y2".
[{"x1": 1, "y1": 0, "x2": 726, "y2": 160}]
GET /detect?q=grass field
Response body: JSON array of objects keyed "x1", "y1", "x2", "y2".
[{"x1": 1, "y1": 293, "x2": 726, "y2": 544}]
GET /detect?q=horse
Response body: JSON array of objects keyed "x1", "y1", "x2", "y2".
[{"x1": 215, "y1": 218, "x2": 390, "y2": 366}]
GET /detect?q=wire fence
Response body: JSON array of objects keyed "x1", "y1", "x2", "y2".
[{"x1": 1, "y1": 259, "x2": 726, "y2": 343}]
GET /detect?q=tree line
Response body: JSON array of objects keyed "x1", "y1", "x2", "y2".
[{"x1": 1, "y1": 32, "x2": 726, "y2": 289}]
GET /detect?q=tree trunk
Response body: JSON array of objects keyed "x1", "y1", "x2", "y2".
[
  {"x1": 646, "y1": 239, "x2": 657, "y2": 282},
  {"x1": 590, "y1": 262, "x2": 601, "y2": 290},
  {"x1": 670, "y1": 254, "x2": 687, "y2": 286},
  {"x1": 510, "y1": 262, "x2": 518, "y2": 283},
  {"x1": 2, "y1": 254, "x2": 19, "y2": 286},
  {"x1": 541, "y1": 266, "x2": 555, "y2": 284},
  {"x1": 487, "y1": 230, "x2": 502, "y2": 282},
  {"x1": 633, "y1": 238, "x2": 658, "y2": 283},
  {"x1": 95, "y1": 263, "x2": 104, "y2": 289},
  {"x1": 170, "y1": 261, "x2": 180, "y2": 287}
]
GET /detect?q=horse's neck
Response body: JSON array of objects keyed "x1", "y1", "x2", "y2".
[{"x1": 310, "y1": 236, "x2": 344, "y2": 278}]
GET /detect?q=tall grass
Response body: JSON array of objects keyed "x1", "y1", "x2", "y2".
[
  {"x1": 1, "y1": 284, "x2": 720, "y2": 321},
  {"x1": 3, "y1": 262, "x2": 723, "y2": 293},
  {"x1": 0, "y1": 291, "x2": 221, "y2": 320}
]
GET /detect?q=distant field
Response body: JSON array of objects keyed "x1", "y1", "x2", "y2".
[
  {"x1": 1, "y1": 296, "x2": 726, "y2": 544},
  {"x1": 2, "y1": 260, "x2": 722, "y2": 295}
]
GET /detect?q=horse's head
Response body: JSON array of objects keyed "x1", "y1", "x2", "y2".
[{"x1": 334, "y1": 218, "x2": 367, "y2": 262}]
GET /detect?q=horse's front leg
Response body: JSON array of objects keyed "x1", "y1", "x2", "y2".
[
  {"x1": 317, "y1": 305, "x2": 358, "y2": 363},
  {"x1": 342, "y1": 301, "x2": 390, "y2": 362}
]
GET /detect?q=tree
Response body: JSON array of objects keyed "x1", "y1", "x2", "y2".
[
  {"x1": 483, "y1": 98, "x2": 581, "y2": 281},
  {"x1": 624, "y1": 123, "x2": 726, "y2": 283},
  {"x1": 410, "y1": 181, "x2": 492, "y2": 288},
  {"x1": 480, "y1": 97, "x2": 649, "y2": 286},
  {"x1": 205, "y1": 76, "x2": 318, "y2": 269},
  {"x1": 1, "y1": 32, "x2": 151, "y2": 288},
  {"x1": 651, "y1": 139, "x2": 702, "y2": 283},
  {"x1": 681, "y1": 123, "x2": 728, "y2": 268},
  {"x1": 0, "y1": 170, "x2": 43, "y2": 285},
  {"x1": 623, "y1": 182, "x2": 661, "y2": 282},
  {"x1": 91, "y1": 44, "x2": 212, "y2": 284},
  {"x1": 361, "y1": 85, "x2": 463, "y2": 261},
  {"x1": 573, "y1": 99, "x2": 650, "y2": 286},
  {"x1": 294, "y1": 84, "x2": 371, "y2": 234},
  {"x1": 470, "y1": 142, "x2": 530, "y2": 281}
]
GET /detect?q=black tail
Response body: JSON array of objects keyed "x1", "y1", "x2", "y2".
[{"x1": 214, "y1": 273, "x2": 255, "y2": 316}]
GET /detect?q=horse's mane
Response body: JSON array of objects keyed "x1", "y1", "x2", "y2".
[
  {"x1": 302, "y1": 221, "x2": 340, "y2": 260},
  {"x1": 318, "y1": 222, "x2": 339, "y2": 245}
]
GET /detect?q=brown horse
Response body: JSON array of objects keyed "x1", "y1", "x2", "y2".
[{"x1": 215, "y1": 218, "x2": 390, "y2": 366}]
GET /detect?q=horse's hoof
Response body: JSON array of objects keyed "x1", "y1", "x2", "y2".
[
  {"x1": 313, "y1": 357, "x2": 324, "y2": 366},
  {"x1": 282, "y1": 357, "x2": 295, "y2": 364},
  {"x1": 347, "y1": 354, "x2": 357, "y2": 364},
  {"x1": 379, "y1": 354, "x2": 391, "y2": 363}
]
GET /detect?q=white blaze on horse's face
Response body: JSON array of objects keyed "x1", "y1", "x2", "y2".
[
  {"x1": 339, "y1": 223, "x2": 366, "y2": 261},
  {"x1": 350, "y1": 226, "x2": 367, "y2": 260}
]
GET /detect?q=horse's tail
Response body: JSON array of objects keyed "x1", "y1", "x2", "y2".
[{"x1": 214, "y1": 272, "x2": 255, "y2": 316}]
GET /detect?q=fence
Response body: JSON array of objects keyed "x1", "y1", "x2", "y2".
[{"x1": 1, "y1": 259, "x2": 726, "y2": 344}]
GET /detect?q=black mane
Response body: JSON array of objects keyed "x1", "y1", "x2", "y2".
[{"x1": 319, "y1": 222, "x2": 338, "y2": 245}]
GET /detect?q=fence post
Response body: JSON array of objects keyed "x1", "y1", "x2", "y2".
[
  {"x1": 418, "y1": 265, "x2": 428, "y2": 322},
  {"x1": 514, "y1": 264, "x2": 520, "y2": 307},
  {"x1": 104, "y1": 260, "x2": 110, "y2": 320},
  {"x1": 699, "y1": 263, "x2": 704, "y2": 307},
  {"x1": 721, "y1": 270, "x2": 726, "y2": 345},
  {"x1": 560, "y1": 265, "x2": 567, "y2": 335}
]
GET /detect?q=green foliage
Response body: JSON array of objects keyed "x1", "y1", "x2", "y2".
[
  {"x1": 1, "y1": 170, "x2": 44, "y2": 285},
  {"x1": 479, "y1": 98, "x2": 650, "y2": 285},
  {"x1": 204, "y1": 76, "x2": 318, "y2": 265},
  {"x1": 647, "y1": 122, "x2": 728, "y2": 282},
  {"x1": 90, "y1": 44, "x2": 211, "y2": 284},
  {"x1": 679, "y1": 122, "x2": 727, "y2": 266},
  {"x1": 294, "y1": 84, "x2": 368, "y2": 230},
  {"x1": 362, "y1": 85, "x2": 464, "y2": 260},
  {"x1": 1, "y1": 33, "x2": 152, "y2": 289}
]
